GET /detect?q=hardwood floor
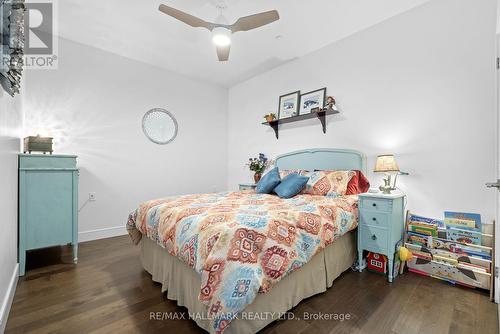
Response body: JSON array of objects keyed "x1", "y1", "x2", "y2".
[{"x1": 6, "y1": 235, "x2": 498, "y2": 334}]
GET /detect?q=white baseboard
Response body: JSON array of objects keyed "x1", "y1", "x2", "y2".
[
  {"x1": 0, "y1": 264, "x2": 18, "y2": 334},
  {"x1": 78, "y1": 226, "x2": 127, "y2": 242}
]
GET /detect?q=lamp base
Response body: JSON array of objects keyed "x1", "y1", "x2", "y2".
[
  {"x1": 379, "y1": 185, "x2": 394, "y2": 194},
  {"x1": 378, "y1": 186, "x2": 392, "y2": 195}
]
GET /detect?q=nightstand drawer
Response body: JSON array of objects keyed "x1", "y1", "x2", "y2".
[
  {"x1": 360, "y1": 225, "x2": 388, "y2": 252},
  {"x1": 361, "y1": 198, "x2": 392, "y2": 212},
  {"x1": 360, "y1": 211, "x2": 390, "y2": 228}
]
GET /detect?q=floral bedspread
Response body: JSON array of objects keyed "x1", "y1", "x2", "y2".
[{"x1": 127, "y1": 191, "x2": 358, "y2": 333}]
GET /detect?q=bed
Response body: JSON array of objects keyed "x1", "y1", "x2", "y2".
[{"x1": 127, "y1": 148, "x2": 366, "y2": 334}]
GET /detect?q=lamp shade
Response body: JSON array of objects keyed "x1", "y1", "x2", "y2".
[{"x1": 374, "y1": 154, "x2": 400, "y2": 172}]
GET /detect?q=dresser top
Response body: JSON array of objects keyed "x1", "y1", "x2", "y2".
[
  {"x1": 359, "y1": 189, "x2": 405, "y2": 199},
  {"x1": 19, "y1": 153, "x2": 77, "y2": 158}
]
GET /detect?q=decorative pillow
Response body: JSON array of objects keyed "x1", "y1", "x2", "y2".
[
  {"x1": 346, "y1": 170, "x2": 370, "y2": 195},
  {"x1": 302, "y1": 170, "x2": 356, "y2": 196},
  {"x1": 279, "y1": 169, "x2": 308, "y2": 179},
  {"x1": 274, "y1": 173, "x2": 309, "y2": 199},
  {"x1": 256, "y1": 167, "x2": 281, "y2": 194}
]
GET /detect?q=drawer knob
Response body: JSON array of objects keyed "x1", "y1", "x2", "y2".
[
  {"x1": 371, "y1": 235, "x2": 377, "y2": 240},
  {"x1": 372, "y1": 217, "x2": 376, "y2": 221},
  {"x1": 372, "y1": 203, "x2": 377, "y2": 207}
]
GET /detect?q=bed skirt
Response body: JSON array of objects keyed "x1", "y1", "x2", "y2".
[{"x1": 140, "y1": 231, "x2": 356, "y2": 334}]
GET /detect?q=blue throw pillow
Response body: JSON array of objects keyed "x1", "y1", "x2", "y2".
[
  {"x1": 274, "y1": 173, "x2": 309, "y2": 199},
  {"x1": 256, "y1": 167, "x2": 281, "y2": 194}
]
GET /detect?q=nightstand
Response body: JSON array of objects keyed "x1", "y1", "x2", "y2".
[
  {"x1": 357, "y1": 191, "x2": 405, "y2": 282},
  {"x1": 239, "y1": 183, "x2": 257, "y2": 191}
]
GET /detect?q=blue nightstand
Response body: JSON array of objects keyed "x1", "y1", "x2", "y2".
[
  {"x1": 239, "y1": 183, "x2": 257, "y2": 191},
  {"x1": 357, "y1": 191, "x2": 405, "y2": 282}
]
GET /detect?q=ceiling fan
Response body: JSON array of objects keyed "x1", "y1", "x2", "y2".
[{"x1": 158, "y1": 3, "x2": 280, "y2": 62}]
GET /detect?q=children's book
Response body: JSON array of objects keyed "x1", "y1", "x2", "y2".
[
  {"x1": 408, "y1": 223, "x2": 437, "y2": 237},
  {"x1": 409, "y1": 214, "x2": 444, "y2": 228},
  {"x1": 444, "y1": 212, "x2": 481, "y2": 231},
  {"x1": 446, "y1": 226, "x2": 482, "y2": 245},
  {"x1": 407, "y1": 231, "x2": 431, "y2": 247}
]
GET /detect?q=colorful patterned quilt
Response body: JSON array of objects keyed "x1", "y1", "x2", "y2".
[{"x1": 127, "y1": 191, "x2": 359, "y2": 333}]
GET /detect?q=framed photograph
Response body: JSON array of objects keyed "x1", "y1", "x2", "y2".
[
  {"x1": 278, "y1": 91, "x2": 300, "y2": 119},
  {"x1": 299, "y1": 88, "x2": 326, "y2": 115}
]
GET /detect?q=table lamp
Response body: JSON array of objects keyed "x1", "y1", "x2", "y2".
[{"x1": 374, "y1": 154, "x2": 403, "y2": 194}]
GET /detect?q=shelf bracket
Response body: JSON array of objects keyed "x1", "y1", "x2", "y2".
[
  {"x1": 316, "y1": 111, "x2": 327, "y2": 134},
  {"x1": 269, "y1": 121, "x2": 279, "y2": 139}
]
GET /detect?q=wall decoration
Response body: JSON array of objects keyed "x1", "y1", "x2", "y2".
[
  {"x1": 0, "y1": 0, "x2": 26, "y2": 97},
  {"x1": 142, "y1": 108, "x2": 178, "y2": 145},
  {"x1": 299, "y1": 88, "x2": 326, "y2": 115},
  {"x1": 278, "y1": 91, "x2": 300, "y2": 119}
]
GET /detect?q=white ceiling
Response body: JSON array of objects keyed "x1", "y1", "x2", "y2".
[{"x1": 58, "y1": 0, "x2": 430, "y2": 87}]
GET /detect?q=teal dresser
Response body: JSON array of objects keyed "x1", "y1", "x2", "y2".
[
  {"x1": 357, "y1": 191, "x2": 405, "y2": 282},
  {"x1": 18, "y1": 154, "x2": 79, "y2": 276}
]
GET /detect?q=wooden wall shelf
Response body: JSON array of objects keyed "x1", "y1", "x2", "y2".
[{"x1": 262, "y1": 108, "x2": 339, "y2": 139}]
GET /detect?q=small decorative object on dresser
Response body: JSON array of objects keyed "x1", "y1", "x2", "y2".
[
  {"x1": 239, "y1": 183, "x2": 257, "y2": 191},
  {"x1": 23, "y1": 135, "x2": 54, "y2": 154},
  {"x1": 357, "y1": 190, "x2": 406, "y2": 282},
  {"x1": 299, "y1": 87, "x2": 326, "y2": 115},
  {"x1": 278, "y1": 91, "x2": 300, "y2": 119},
  {"x1": 18, "y1": 154, "x2": 79, "y2": 276},
  {"x1": 246, "y1": 153, "x2": 270, "y2": 183}
]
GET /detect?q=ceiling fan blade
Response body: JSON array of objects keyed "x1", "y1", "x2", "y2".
[
  {"x1": 158, "y1": 4, "x2": 215, "y2": 30},
  {"x1": 216, "y1": 45, "x2": 230, "y2": 62},
  {"x1": 229, "y1": 10, "x2": 279, "y2": 33}
]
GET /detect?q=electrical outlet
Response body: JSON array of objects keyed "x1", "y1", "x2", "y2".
[{"x1": 89, "y1": 192, "x2": 96, "y2": 201}]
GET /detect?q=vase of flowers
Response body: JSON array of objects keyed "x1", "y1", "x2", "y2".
[{"x1": 247, "y1": 153, "x2": 269, "y2": 183}]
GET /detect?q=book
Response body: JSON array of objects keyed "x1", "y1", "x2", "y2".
[
  {"x1": 444, "y1": 212, "x2": 481, "y2": 231},
  {"x1": 408, "y1": 223, "x2": 437, "y2": 237},
  {"x1": 446, "y1": 226, "x2": 482, "y2": 245},
  {"x1": 448, "y1": 243, "x2": 491, "y2": 260},
  {"x1": 407, "y1": 232, "x2": 431, "y2": 247},
  {"x1": 409, "y1": 214, "x2": 445, "y2": 229}
]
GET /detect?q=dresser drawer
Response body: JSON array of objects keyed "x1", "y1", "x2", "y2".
[
  {"x1": 360, "y1": 198, "x2": 392, "y2": 212},
  {"x1": 360, "y1": 211, "x2": 390, "y2": 228},
  {"x1": 360, "y1": 225, "x2": 388, "y2": 252},
  {"x1": 19, "y1": 154, "x2": 77, "y2": 169}
]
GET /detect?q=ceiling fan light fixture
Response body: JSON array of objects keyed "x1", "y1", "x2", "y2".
[{"x1": 212, "y1": 27, "x2": 231, "y2": 46}]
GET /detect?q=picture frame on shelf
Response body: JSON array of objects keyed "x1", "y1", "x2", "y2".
[
  {"x1": 278, "y1": 91, "x2": 300, "y2": 120},
  {"x1": 299, "y1": 88, "x2": 326, "y2": 115}
]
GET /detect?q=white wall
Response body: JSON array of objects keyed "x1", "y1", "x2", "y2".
[
  {"x1": 227, "y1": 0, "x2": 497, "y2": 223},
  {"x1": 24, "y1": 38, "x2": 228, "y2": 241},
  {"x1": 0, "y1": 87, "x2": 22, "y2": 332}
]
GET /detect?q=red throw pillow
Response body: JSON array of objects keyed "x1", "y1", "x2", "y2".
[{"x1": 346, "y1": 170, "x2": 370, "y2": 195}]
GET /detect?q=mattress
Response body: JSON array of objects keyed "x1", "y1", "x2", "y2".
[{"x1": 141, "y1": 231, "x2": 356, "y2": 334}]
